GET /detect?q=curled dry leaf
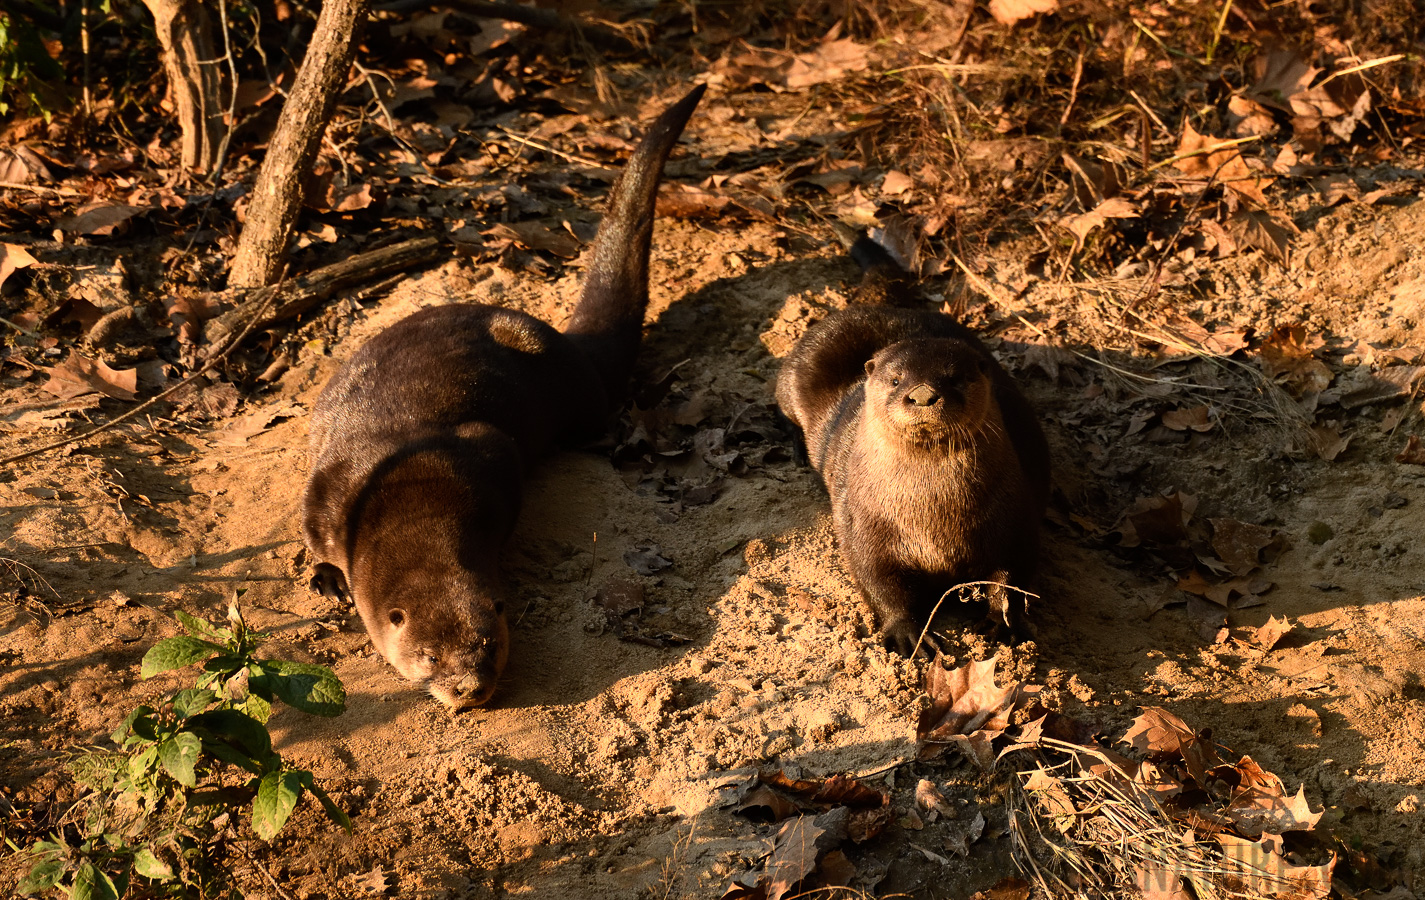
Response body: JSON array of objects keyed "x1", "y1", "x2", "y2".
[
  {"x1": 1113, "y1": 491, "x2": 1197, "y2": 549},
  {"x1": 988, "y1": 0, "x2": 1059, "y2": 26},
  {"x1": 1216, "y1": 835, "x2": 1334, "y2": 899},
  {"x1": 56, "y1": 201, "x2": 147, "y2": 236},
  {"x1": 1251, "y1": 615, "x2": 1293, "y2": 652},
  {"x1": 1061, "y1": 196, "x2": 1138, "y2": 247},
  {"x1": 1121, "y1": 706, "x2": 1224, "y2": 787},
  {"x1": 42, "y1": 352, "x2": 139, "y2": 401},
  {"x1": 0, "y1": 242, "x2": 38, "y2": 291},
  {"x1": 969, "y1": 877, "x2": 1031, "y2": 900},
  {"x1": 1209, "y1": 518, "x2": 1282, "y2": 575},
  {"x1": 1219, "y1": 755, "x2": 1323, "y2": 836},
  {"x1": 1228, "y1": 209, "x2": 1298, "y2": 264},
  {"x1": 1173, "y1": 122, "x2": 1274, "y2": 206},
  {"x1": 623, "y1": 543, "x2": 673, "y2": 575},
  {"x1": 1397, "y1": 435, "x2": 1425, "y2": 465},
  {"x1": 1308, "y1": 423, "x2": 1351, "y2": 461},
  {"x1": 1256, "y1": 325, "x2": 1332, "y2": 396},
  {"x1": 214, "y1": 403, "x2": 304, "y2": 446},
  {"x1": 916, "y1": 656, "x2": 1039, "y2": 767},
  {"x1": 655, "y1": 182, "x2": 733, "y2": 219},
  {"x1": 1161, "y1": 406, "x2": 1213, "y2": 433}
]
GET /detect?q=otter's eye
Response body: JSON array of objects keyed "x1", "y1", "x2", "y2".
[
  {"x1": 426, "y1": 654, "x2": 439, "y2": 668},
  {"x1": 891, "y1": 377, "x2": 900, "y2": 387}
]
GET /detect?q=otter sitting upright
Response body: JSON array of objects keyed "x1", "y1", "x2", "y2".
[
  {"x1": 775, "y1": 236, "x2": 1050, "y2": 654},
  {"x1": 302, "y1": 86, "x2": 704, "y2": 708}
]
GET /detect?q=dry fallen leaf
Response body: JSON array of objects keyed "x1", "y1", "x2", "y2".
[
  {"x1": 1216, "y1": 835, "x2": 1334, "y2": 899},
  {"x1": 42, "y1": 352, "x2": 139, "y2": 401},
  {"x1": 988, "y1": 0, "x2": 1059, "y2": 26},
  {"x1": 917, "y1": 656, "x2": 1038, "y2": 767},
  {"x1": 352, "y1": 864, "x2": 393, "y2": 895},
  {"x1": 1121, "y1": 706, "x2": 1223, "y2": 787},
  {"x1": 1228, "y1": 209, "x2": 1298, "y2": 263},
  {"x1": 1173, "y1": 122, "x2": 1274, "y2": 205},
  {"x1": 1161, "y1": 406, "x2": 1213, "y2": 433},
  {"x1": 785, "y1": 38, "x2": 869, "y2": 89},
  {"x1": 1220, "y1": 755, "x2": 1323, "y2": 835},
  {"x1": 1209, "y1": 518, "x2": 1280, "y2": 575},
  {"x1": 623, "y1": 543, "x2": 673, "y2": 575},
  {"x1": 1251, "y1": 615, "x2": 1293, "y2": 652},
  {"x1": 1135, "y1": 862, "x2": 1193, "y2": 900},
  {"x1": 57, "y1": 201, "x2": 147, "y2": 236},
  {"x1": 1113, "y1": 491, "x2": 1197, "y2": 549},
  {"x1": 214, "y1": 403, "x2": 304, "y2": 446},
  {"x1": 1256, "y1": 325, "x2": 1331, "y2": 395},
  {"x1": 0, "y1": 243, "x2": 38, "y2": 292},
  {"x1": 1397, "y1": 435, "x2": 1425, "y2": 465},
  {"x1": 969, "y1": 877, "x2": 1032, "y2": 900}
]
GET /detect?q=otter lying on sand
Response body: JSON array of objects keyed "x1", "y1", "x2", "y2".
[{"x1": 302, "y1": 86, "x2": 705, "y2": 707}]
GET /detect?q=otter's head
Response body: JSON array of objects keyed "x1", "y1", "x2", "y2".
[
  {"x1": 864, "y1": 338, "x2": 994, "y2": 448},
  {"x1": 372, "y1": 579, "x2": 510, "y2": 710}
]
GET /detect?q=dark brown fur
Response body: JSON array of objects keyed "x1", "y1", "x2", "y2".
[
  {"x1": 302, "y1": 86, "x2": 704, "y2": 707},
  {"x1": 775, "y1": 237, "x2": 1050, "y2": 654}
]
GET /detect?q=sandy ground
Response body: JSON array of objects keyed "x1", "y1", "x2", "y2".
[{"x1": 4, "y1": 176, "x2": 1425, "y2": 898}]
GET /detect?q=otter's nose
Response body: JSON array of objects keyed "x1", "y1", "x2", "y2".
[
  {"x1": 905, "y1": 384, "x2": 940, "y2": 407},
  {"x1": 451, "y1": 673, "x2": 492, "y2": 702}
]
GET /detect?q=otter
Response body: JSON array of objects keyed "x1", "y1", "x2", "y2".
[
  {"x1": 302, "y1": 85, "x2": 705, "y2": 708},
  {"x1": 775, "y1": 236, "x2": 1050, "y2": 654}
]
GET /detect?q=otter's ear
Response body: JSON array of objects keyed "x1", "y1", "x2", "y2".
[
  {"x1": 864, "y1": 359, "x2": 876, "y2": 377},
  {"x1": 389, "y1": 609, "x2": 407, "y2": 629}
]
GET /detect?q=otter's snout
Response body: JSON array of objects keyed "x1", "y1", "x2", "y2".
[
  {"x1": 904, "y1": 384, "x2": 941, "y2": 407},
  {"x1": 448, "y1": 672, "x2": 496, "y2": 707}
]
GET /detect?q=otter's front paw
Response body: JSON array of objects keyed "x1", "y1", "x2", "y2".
[
  {"x1": 880, "y1": 618, "x2": 935, "y2": 657},
  {"x1": 309, "y1": 563, "x2": 348, "y2": 602}
]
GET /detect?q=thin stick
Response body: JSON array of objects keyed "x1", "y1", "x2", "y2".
[
  {"x1": 0, "y1": 181, "x2": 83, "y2": 196},
  {"x1": 495, "y1": 125, "x2": 608, "y2": 169},
  {"x1": 1146, "y1": 133, "x2": 1261, "y2": 172},
  {"x1": 1058, "y1": 48, "x2": 1085, "y2": 130},
  {"x1": 911, "y1": 580, "x2": 1041, "y2": 659},
  {"x1": 1, "y1": 271, "x2": 289, "y2": 467}
]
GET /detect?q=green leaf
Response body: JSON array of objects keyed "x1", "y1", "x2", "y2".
[
  {"x1": 237, "y1": 691, "x2": 272, "y2": 724},
  {"x1": 251, "y1": 771, "x2": 306, "y2": 841},
  {"x1": 16, "y1": 858, "x2": 63, "y2": 894},
  {"x1": 251, "y1": 660, "x2": 346, "y2": 717},
  {"x1": 157, "y1": 732, "x2": 202, "y2": 787},
  {"x1": 174, "y1": 609, "x2": 231, "y2": 642},
  {"x1": 72, "y1": 861, "x2": 120, "y2": 900},
  {"x1": 306, "y1": 780, "x2": 353, "y2": 834},
  {"x1": 188, "y1": 710, "x2": 272, "y2": 758},
  {"x1": 110, "y1": 706, "x2": 154, "y2": 744},
  {"x1": 131, "y1": 847, "x2": 174, "y2": 881},
  {"x1": 170, "y1": 688, "x2": 217, "y2": 719},
  {"x1": 141, "y1": 637, "x2": 227, "y2": 678}
]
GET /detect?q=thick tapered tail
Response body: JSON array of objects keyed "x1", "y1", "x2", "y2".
[
  {"x1": 845, "y1": 232, "x2": 918, "y2": 308},
  {"x1": 563, "y1": 83, "x2": 705, "y2": 405}
]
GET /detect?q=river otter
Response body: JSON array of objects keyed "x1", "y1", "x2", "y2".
[
  {"x1": 302, "y1": 85, "x2": 705, "y2": 707},
  {"x1": 775, "y1": 236, "x2": 1050, "y2": 654}
]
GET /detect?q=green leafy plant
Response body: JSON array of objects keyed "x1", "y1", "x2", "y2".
[
  {"x1": 14, "y1": 600, "x2": 350, "y2": 899},
  {"x1": 0, "y1": 6, "x2": 67, "y2": 118}
]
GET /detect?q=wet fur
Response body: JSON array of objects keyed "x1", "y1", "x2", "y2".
[
  {"x1": 303, "y1": 86, "x2": 705, "y2": 707},
  {"x1": 775, "y1": 238, "x2": 1050, "y2": 653}
]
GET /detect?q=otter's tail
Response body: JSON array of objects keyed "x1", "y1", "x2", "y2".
[
  {"x1": 563, "y1": 84, "x2": 705, "y2": 403},
  {"x1": 836, "y1": 227, "x2": 919, "y2": 308}
]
